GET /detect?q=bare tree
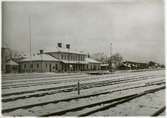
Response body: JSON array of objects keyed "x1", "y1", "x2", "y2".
[
  {"x1": 91, "y1": 52, "x2": 108, "y2": 63},
  {"x1": 108, "y1": 53, "x2": 123, "y2": 71}
]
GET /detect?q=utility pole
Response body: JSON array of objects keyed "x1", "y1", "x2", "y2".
[
  {"x1": 66, "y1": 44, "x2": 70, "y2": 73},
  {"x1": 40, "y1": 50, "x2": 43, "y2": 73},
  {"x1": 29, "y1": 16, "x2": 32, "y2": 72},
  {"x1": 110, "y1": 43, "x2": 112, "y2": 72}
]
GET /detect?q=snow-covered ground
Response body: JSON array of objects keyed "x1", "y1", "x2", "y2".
[
  {"x1": 91, "y1": 90, "x2": 165, "y2": 116},
  {"x1": 2, "y1": 70, "x2": 164, "y2": 94},
  {"x1": 2, "y1": 70, "x2": 165, "y2": 116}
]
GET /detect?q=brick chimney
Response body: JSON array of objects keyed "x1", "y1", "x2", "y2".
[{"x1": 39, "y1": 49, "x2": 44, "y2": 54}]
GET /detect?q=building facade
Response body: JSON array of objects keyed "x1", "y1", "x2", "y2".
[
  {"x1": 85, "y1": 58, "x2": 101, "y2": 71},
  {"x1": 19, "y1": 54, "x2": 60, "y2": 73},
  {"x1": 6, "y1": 60, "x2": 19, "y2": 73},
  {"x1": 19, "y1": 49, "x2": 101, "y2": 73},
  {"x1": 46, "y1": 49, "x2": 87, "y2": 72}
]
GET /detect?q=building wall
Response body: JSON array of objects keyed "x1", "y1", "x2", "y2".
[
  {"x1": 20, "y1": 61, "x2": 60, "y2": 73},
  {"x1": 87, "y1": 63, "x2": 101, "y2": 71},
  {"x1": 6, "y1": 65, "x2": 19, "y2": 73},
  {"x1": 19, "y1": 52, "x2": 101, "y2": 73},
  {"x1": 19, "y1": 61, "x2": 101, "y2": 73},
  {"x1": 61, "y1": 63, "x2": 86, "y2": 72},
  {"x1": 47, "y1": 52, "x2": 87, "y2": 72}
]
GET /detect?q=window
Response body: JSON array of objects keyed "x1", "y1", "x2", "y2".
[
  {"x1": 24, "y1": 64, "x2": 26, "y2": 68},
  {"x1": 76, "y1": 56, "x2": 78, "y2": 61},
  {"x1": 71, "y1": 56, "x2": 73, "y2": 60},
  {"x1": 49, "y1": 64, "x2": 52, "y2": 72},
  {"x1": 67, "y1": 55, "x2": 69, "y2": 60},
  {"x1": 30, "y1": 64, "x2": 33, "y2": 68},
  {"x1": 81, "y1": 56, "x2": 83, "y2": 61},
  {"x1": 78, "y1": 56, "x2": 80, "y2": 61},
  {"x1": 55, "y1": 64, "x2": 57, "y2": 70},
  {"x1": 61, "y1": 55, "x2": 63, "y2": 59},
  {"x1": 37, "y1": 64, "x2": 39, "y2": 68},
  {"x1": 73, "y1": 55, "x2": 75, "y2": 60}
]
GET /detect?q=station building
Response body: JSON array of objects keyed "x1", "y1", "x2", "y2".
[{"x1": 19, "y1": 45, "x2": 101, "y2": 73}]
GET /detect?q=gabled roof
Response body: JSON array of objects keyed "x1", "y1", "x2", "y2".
[
  {"x1": 85, "y1": 58, "x2": 101, "y2": 64},
  {"x1": 6, "y1": 60, "x2": 19, "y2": 66},
  {"x1": 20, "y1": 54, "x2": 59, "y2": 62}
]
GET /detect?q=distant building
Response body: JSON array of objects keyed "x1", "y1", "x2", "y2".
[
  {"x1": 6, "y1": 60, "x2": 19, "y2": 73},
  {"x1": 1, "y1": 47, "x2": 11, "y2": 73},
  {"x1": 119, "y1": 61, "x2": 148, "y2": 70},
  {"x1": 100, "y1": 63, "x2": 109, "y2": 70},
  {"x1": 85, "y1": 58, "x2": 101, "y2": 71}
]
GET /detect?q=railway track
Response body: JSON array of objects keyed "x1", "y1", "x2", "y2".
[
  {"x1": 40, "y1": 86, "x2": 165, "y2": 116},
  {"x1": 2, "y1": 75, "x2": 90, "y2": 88},
  {"x1": 2, "y1": 74, "x2": 164, "y2": 102},
  {"x1": 2, "y1": 70, "x2": 163, "y2": 87},
  {"x1": 2, "y1": 74, "x2": 88, "y2": 84},
  {"x1": 2, "y1": 70, "x2": 165, "y2": 116},
  {"x1": 2, "y1": 73, "x2": 86, "y2": 80},
  {"x1": 151, "y1": 106, "x2": 166, "y2": 116},
  {"x1": 2, "y1": 72, "x2": 162, "y2": 92},
  {"x1": 2, "y1": 80, "x2": 165, "y2": 114},
  {"x1": 2, "y1": 69, "x2": 162, "y2": 80},
  {"x1": 2, "y1": 72, "x2": 139, "y2": 86},
  {"x1": 3, "y1": 75, "x2": 158, "y2": 94}
]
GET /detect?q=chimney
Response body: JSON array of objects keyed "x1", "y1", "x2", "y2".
[
  {"x1": 58, "y1": 43, "x2": 62, "y2": 48},
  {"x1": 40, "y1": 49, "x2": 44, "y2": 54},
  {"x1": 66, "y1": 44, "x2": 70, "y2": 49}
]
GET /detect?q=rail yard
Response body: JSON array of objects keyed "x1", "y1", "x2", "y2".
[{"x1": 1, "y1": 69, "x2": 165, "y2": 116}]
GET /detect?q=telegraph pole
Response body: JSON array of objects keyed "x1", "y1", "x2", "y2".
[
  {"x1": 110, "y1": 43, "x2": 112, "y2": 72},
  {"x1": 66, "y1": 44, "x2": 70, "y2": 72},
  {"x1": 29, "y1": 16, "x2": 32, "y2": 72}
]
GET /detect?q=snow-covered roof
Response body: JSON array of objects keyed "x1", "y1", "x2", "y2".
[
  {"x1": 61, "y1": 60, "x2": 87, "y2": 64},
  {"x1": 45, "y1": 48, "x2": 86, "y2": 55},
  {"x1": 20, "y1": 54, "x2": 59, "y2": 62},
  {"x1": 6, "y1": 60, "x2": 19, "y2": 66},
  {"x1": 100, "y1": 63, "x2": 109, "y2": 66},
  {"x1": 85, "y1": 58, "x2": 101, "y2": 64}
]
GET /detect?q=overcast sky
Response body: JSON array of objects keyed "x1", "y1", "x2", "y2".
[{"x1": 2, "y1": 0, "x2": 164, "y2": 64}]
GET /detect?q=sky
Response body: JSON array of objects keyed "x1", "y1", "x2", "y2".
[{"x1": 2, "y1": 0, "x2": 165, "y2": 64}]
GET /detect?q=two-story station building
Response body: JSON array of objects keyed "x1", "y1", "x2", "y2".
[{"x1": 19, "y1": 45, "x2": 101, "y2": 73}]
